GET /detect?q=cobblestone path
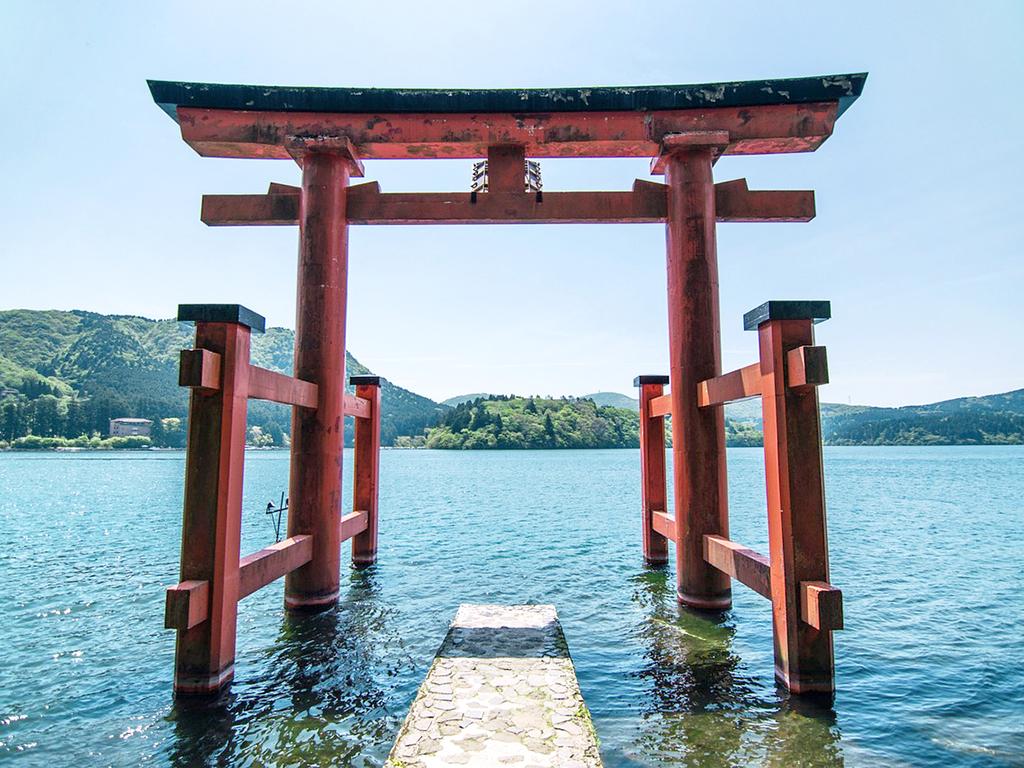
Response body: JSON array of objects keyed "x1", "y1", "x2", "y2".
[{"x1": 386, "y1": 604, "x2": 602, "y2": 767}]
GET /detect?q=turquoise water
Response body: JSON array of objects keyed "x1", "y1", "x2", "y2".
[{"x1": 1, "y1": 447, "x2": 1022, "y2": 766}]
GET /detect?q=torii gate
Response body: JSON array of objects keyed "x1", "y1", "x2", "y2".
[{"x1": 152, "y1": 73, "x2": 865, "y2": 698}]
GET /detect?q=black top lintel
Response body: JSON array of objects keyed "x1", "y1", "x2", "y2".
[
  {"x1": 349, "y1": 375, "x2": 381, "y2": 386},
  {"x1": 177, "y1": 304, "x2": 266, "y2": 333},
  {"x1": 634, "y1": 375, "x2": 671, "y2": 387},
  {"x1": 743, "y1": 301, "x2": 831, "y2": 331},
  {"x1": 147, "y1": 73, "x2": 866, "y2": 123}
]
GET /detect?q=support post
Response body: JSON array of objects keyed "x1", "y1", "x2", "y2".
[
  {"x1": 662, "y1": 144, "x2": 732, "y2": 610},
  {"x1": 351, "y1": 375, "x2": 382, "y2": 566},
  {"x1": 486, "y1": 144, "x2": 526, "y2": 192},
  {"x1": 172, "y1": 304, "x2": 264, "y2": 695},
  {"x1": 285, "y1": 148, "x2": 353, "y2": 610},
  {"x1": 634, "y1": 375, "x2": 669, "y2": 564},
  {"x1": 747, "y1": 300, "x2": 835, "y2": 694}
]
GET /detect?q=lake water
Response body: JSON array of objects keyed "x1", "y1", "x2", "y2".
[{"x1": 1, "y1": 447, "x2": 1022, "y2": 767}]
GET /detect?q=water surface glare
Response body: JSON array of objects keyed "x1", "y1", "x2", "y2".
[{"x1": 1, "y1": 447, "x2": 1021, "y2": 766}]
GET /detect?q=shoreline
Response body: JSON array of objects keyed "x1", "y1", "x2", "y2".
[{"x1": 2, "y1": 443, "x2": 1021, "y2": 454}]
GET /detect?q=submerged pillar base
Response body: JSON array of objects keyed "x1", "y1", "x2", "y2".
[
  {"x1": 775, "y1": 665, "x2": 836, "y2": 697},
  {"x1": 284, "y1": 589, "x2": 339, "y2": 612},
  {"x1": 173, "y1": 663, "x2": 234, "y2": 697},
  {"x1": 678, "y1": 590, "x2": 733, "y2": 612}
]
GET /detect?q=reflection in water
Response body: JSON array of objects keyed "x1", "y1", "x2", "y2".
[
  {"x1": 167, "y1": 567, "x2": 412, "y2": 767},
  {"x1": 627, "y1": 568, "x2": 844, "y2": 767}
]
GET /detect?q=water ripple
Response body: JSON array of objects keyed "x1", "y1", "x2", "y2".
[{"x1": 0, "y1": 447, "x2": 1021, "y2": 766}]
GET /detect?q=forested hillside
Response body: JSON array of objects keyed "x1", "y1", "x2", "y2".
[
  {"x1": 711, "y1": 390, "x2": 1024, "y2": 445},
  {"x1": 3, "y1": 309, "x2": 1019, "y2": 450},
  {"x1": 821, "y1": 390, "x2": 1024, "y2": 445},
  {"x1": 0, "y1": 310, "x2": 444, "y2": 448},
  {"x1": 424, "y1": 396, "x2": 638, "y2": 449},
  {"x1": 436, "y1": 389, "x2": 1024, "y2": 447}
]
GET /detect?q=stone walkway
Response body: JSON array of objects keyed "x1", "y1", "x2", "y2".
[{"x1": 386, "y1": 604, "x2": 602, "y2": 767}]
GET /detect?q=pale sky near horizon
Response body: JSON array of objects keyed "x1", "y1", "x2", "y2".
[{"x1": 2, "y1": 2, "x2": 1021, "y2": 406}]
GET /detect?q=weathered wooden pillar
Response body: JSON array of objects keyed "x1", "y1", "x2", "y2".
[
  {"x1": 663, "y1": 141, "x2": 731, "y2": 610},
  {"x1": 172, "y1": 304, "x2": 264, "y2": 695},
  {"x1": 635, "y1": 375, "x2": 669, "y2": 564},
  {"x1": 285, "y1": 147, "x2": 353, "y2": 610},
  {"x1": 351, "y1": 375, "x2": 382, "y2": 566},
  {"x1": 749, "y1": 300, "x2": 836, "y2": 694}
]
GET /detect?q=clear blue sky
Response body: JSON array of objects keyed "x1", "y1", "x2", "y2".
[{"x1": 2, "y1": 2, "x2": 1021, "y2": 406}]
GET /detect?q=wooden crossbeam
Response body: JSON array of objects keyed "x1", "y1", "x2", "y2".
[
  {"x1": 179, "y1": 347, "x2": 324, "y2": 410},
  {"x1": 202, "y1": 192, "x2": 302, "y2": 227},
  {"x1": 268, "y1": 182, "x2": 299, "y2": 194},
  {"x1": 201, "y1": 178, "x2": 813, "y2": 227},
  {"x1": 343, "y1": 393, "x2": 371, "y2": 419},
  {"x1": 703, "y1": 535, "x2": 772, "y2": 600},
  {"x1": 164, "y1": 535, "x2": 314, "y2": 630},
  {"x1": 697, "y1": 363, "x2": 762, "y2": 407},
  {"x1": 787, "y1": 345, "x2": 829, "y2": 391},
  {"x1": 178, "y1": 349, "x2": 221, "y2": 391},
  {"x1": 248, "y1": 365, "x2": 318, "y2": 408},
  {"x1": 715, "y1": 178, "x2": 815, "y2": 222},
  {"x1": 350, "y1": 189, "x2": 666, "y2": 225},
  {"x1": 340, "y1": 510, "x2": 369, "y2": 542},
  {"x1": 203, "y1": 185, "x2": 663, "y2": 226},
  {"x1": 651, "y1": 510, "x2": 676, "y2": 540},
  {"x1": 800, "y1": 581, "x2": 844, "y2": 631},
  {"x1": 649, "y1": 394, "x2": 673, "y2": 418},
  {"x1": 165, "y1": 579, "x2": 209, "y2": 630},
  {"x1": 177, "y1": 101, "x2": 838, "y2": 160},
  {"x1": 239, "y1": 535, "x2": 314, "y2": 600}
]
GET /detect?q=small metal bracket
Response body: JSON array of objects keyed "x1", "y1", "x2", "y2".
[{"x1": 265, "y1": 491, "x2": 288, "y2": 543}]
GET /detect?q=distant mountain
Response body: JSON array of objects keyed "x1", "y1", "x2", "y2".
[
  {"x1": 0, "y1": 309, "x2": 444, "y2": 446},
  {"x1": 723, "y1": 398, "x2": 761, "y2": 422},
  {"x1": 726, "y1": 397, "x2": 870, "y2": 425},
  {"x1": 583, "y1": 392, "x2": 639, "y2": 410},
  {"x1": 822, "y1": 390, "x2": 1024, "y2": 445},
  {"x1": 441, "y1": 393, "x2": 493, "y2": 407},
  {"x1": 711, "y1": 390, "x2": 1024, "y2": 445},
  {"x1": 3, "y1": 309, "x2": 1019, "y2": 449},
  {"x1": 578, "y1": 391, "x2": 863, "y2": 420},
  {"x1": 547, "y1": 389, "x2": 1024, "y2": 446}
]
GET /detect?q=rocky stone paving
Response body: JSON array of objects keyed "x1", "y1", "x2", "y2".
[{"x1": 386, "y1": 604, "x2": 602, "y2": 767}]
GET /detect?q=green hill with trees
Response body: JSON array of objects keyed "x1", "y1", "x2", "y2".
[
  {"x1": 433, "y1": 389, "x2": 1024, "y2": 448},
  {"x1": 709, "y1": 390, "x2": 1024, "y2": 445},
  {"x1": 424, "y1": 396, "x2": 638, "y2": 449},
  {"x1": 3, "y1": 309, "x2": 1020, "y2": 451},
  {"x1": 423, "y1": 394, "x2": 772, "y2": 449},
  {"x1": 0, "y1": 309, "x2": 444, "y2": 449},
  {"x1": 820, "y1": 390, "x2": 1024, "y2": 445}
]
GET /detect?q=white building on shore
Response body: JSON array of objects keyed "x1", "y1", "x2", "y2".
[{"x1": 109, "y1": 418, "x2": 153, "y2": 437}]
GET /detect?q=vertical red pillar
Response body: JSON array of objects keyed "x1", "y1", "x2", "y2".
[
  {"x1": 351, "y1": 375, "x2": 382, "y2": 566},
  {"x1": 663, "y1": 147, "x2": 731, "y2": 610},
  {"x1": 749, "y1": 300, "x2": 835, "y2": 694},
  {"x1": 172, "y1": 303, "x2": 263, "y2": 695},
  {"x1": 635, "y1": 375, "x2": 669, "y2": 564},
  {"x1": 285, "y1": 151, "x2": 351, "y2": 610}
]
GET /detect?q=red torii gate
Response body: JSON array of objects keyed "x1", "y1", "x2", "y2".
[{"x1": 152, "y1": 73, "x2": 865, "y2": 698}]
